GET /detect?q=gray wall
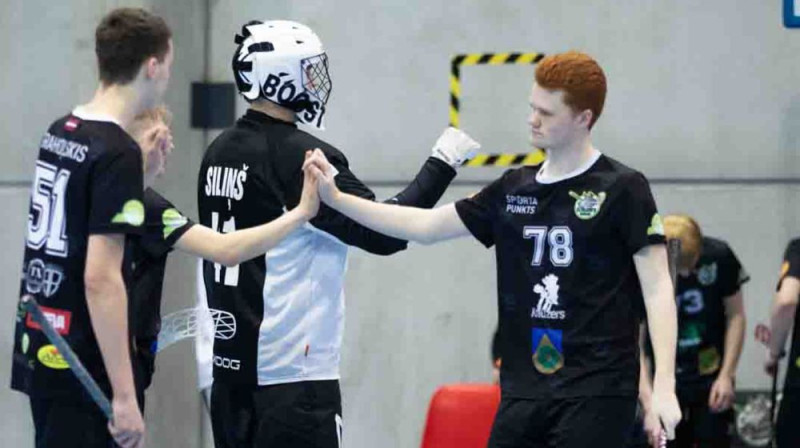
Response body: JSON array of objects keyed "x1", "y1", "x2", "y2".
[{"x1": 1, "y1": 1, "x2": 799, "y2": 448}]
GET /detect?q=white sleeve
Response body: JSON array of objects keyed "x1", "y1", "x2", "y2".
[{"x1": 195, "y1": 259, "x2": 214, "y2": 391}]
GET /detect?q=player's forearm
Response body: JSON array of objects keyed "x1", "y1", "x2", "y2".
[
  {"x1": 719, "y1": 311, "x2": 745, "y2": 379},
  {"x1": 329, "y1": 190, "x2": 445, "y2": 245},
  {"x1": 636, "y1": 246, "x2": 678, "y2": 385},
  {"x1": 645, "y1": 294, "x2": 678, "y2": 383},
  {"x1": 639, "y1": 353, "x2": 654, "y2": 411},
  {"x1": 769, "y1": 300, "x2": 796, "y2": 357},
  {"x1": 85, "y1": 272, "x2": 137, "y2": 400},
  {"x1": 178, "y1": 208, "x2": 309, "y2": 267}
]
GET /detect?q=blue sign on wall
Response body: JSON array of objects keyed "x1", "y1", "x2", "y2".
[{"x1": 786, "y1": 0, "x2": 800, "y2": 28}]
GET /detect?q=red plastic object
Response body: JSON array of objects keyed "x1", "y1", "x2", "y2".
[{"x1": 420, "y1": 384, "x2": 501, "y2": 448}]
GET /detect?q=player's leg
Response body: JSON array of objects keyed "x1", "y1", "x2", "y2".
[
  {"x1": 775, "y1": 389, "x2": 800, "y2": 448},
  {"x1": 30, "y1": 393, "x2": 114, "y2": 448},
  {"x1": 624, "y1": 404, "x2": 652, "y2": 448},
  {"x1": 487, "y1": 398, "x2": 546, "y2": 448},
  {"x1": 548, "y1": 396, "x2": 637, "y2": 448},
  {"x1": 690, "y1": 403, "x2": 733, "y2": 448},
  {"x1": 252, "y1": 380, "x2": 343, "y2": 448},
  {"x1": 209, "y1": 381, "x2": 256, "y2": 448}
]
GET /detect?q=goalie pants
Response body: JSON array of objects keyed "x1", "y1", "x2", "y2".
[{"x1": 211, "y1": 379, "x2": 343, "y2": 448}]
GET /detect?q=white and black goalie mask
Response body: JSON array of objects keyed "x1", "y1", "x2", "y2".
[{"x1": 232, "y1": 20, "x2": 332, "y2": 129}]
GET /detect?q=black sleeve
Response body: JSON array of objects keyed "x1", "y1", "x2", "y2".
[
  {"x1": 454, "y1": 171, "x2": 511, "y2": 248},
  {"x1": 615, "y1": 172, "x2": 665, "y2": 255},
  {"x1": 139, "y1": 189, "x2": 196, "y2": 258},
  {"x1": 778, "y1": 239, "x2": 800, "y2": 290},
  {"x1": 280, "y1": 142, "x2": 455, "y2": 256},
  {"x1": 719, "y1": 243, "x2": 749, "y2": 298},
  {"x1": 88, "y1": 146, "x2": 145, "y2": 235},
  {"x1": 385, "y1": 157, "x2": 456, "y2": 208}
]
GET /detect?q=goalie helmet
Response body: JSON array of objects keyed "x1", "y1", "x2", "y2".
[{"x1": 232, "y1": 20, "x2": 332, "y2": 129}]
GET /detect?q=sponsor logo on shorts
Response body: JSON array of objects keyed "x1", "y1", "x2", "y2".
[
  {"x1": 569, "y1": 190, "x2": 606, "y2": 220},
  {"x1": 37, "y1": 345, "x2": 69, "y2": 370},
  {"x1": 213, "y1": 355, "x2": 241, "y2": 371},
  {"x1": 505, "y1": 195, "x2": 538, "y2": 215},
  {"x1": 532, "y1": 327, "x2": 563, "y2": 374},
  {"x1": 26, "y1": 306, "x2": 71, "y2": 335},
  {"x1": 25, "y1": 258, "x2": 64, "y2": 298}
]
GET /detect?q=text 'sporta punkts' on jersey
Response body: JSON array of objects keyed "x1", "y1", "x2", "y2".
[
  {"x1": 455, "y1": 153, "x2": 665, "y2": 399},
  {"x1": 779, "y1": 239, "x2": 800, "y2": 390},
  {"x1": 668, "y1": 237, "x2": 748, "y2": 392},
  {"x1": 197, "y1": 109, "x2": 455, "y2": 386},
  {"x1": 11, "y1": 112, "x2": 144, "y2": 398}
]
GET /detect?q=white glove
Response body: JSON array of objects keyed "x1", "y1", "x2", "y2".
[{"x1": 430, "y1": 127, "x2": 480, "y2": 168}]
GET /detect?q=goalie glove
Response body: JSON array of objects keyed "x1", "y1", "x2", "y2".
[{"x1": 430, "y1": 127, "x2": 480, "y2": 168}]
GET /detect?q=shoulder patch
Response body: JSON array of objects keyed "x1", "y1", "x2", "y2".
[
  {"x1": 112, "y1": 200, "x2": 145, "y2": 226},
  {"x1": 647, "y1": 213, "x2": 664, "y2": 236}
]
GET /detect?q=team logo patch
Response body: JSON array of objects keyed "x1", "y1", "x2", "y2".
[
  {"x1": 532, "y1": 328, "x2": 564, "y2": 374},
  {"x1": 25, "y1": 258, "x2": 64, "y2": 298},
  {"x1": 698, "y1": 346, "x2": 721, "y2": 375},
  {"x1": 21, "y1": 333, "x2": 29, "y2": 355},
  {"x1": 647, "y1": 214, "x2": 665, "y2": 236},
  {"x1": 568, "y1": 191, "x2": 606, "y2": 220},
  {"x1": 531, "y1": 274, "x2": 565, "y2": 320},
  {"x1": 112, "y1": 200, "x2": 145, "y2": 226},
  {"x1": 37, "y1": 345, "x2": 69, "y2": 370},
  {"x1": 697, "y1": 263, "x2": 718, "y2": 286},
  {"x1": 26, "y1": 306, "x2": 71, "y2": 335},
  {"x1": 162, "y1": 208, "x2": 189, "y2": 239}
]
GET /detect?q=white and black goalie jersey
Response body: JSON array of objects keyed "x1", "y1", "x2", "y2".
[
  {"x1": 455, "y1": 152, "x2": 665, "y2": 399},
  {"x1": 197, "y1": 109, "x2": 455, "y2": 386},
  {"x1": 11, "y1": 112, "x2": 144, "y2": 398}
]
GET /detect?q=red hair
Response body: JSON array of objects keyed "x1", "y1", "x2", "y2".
[{"x1": 534, "y1": 51, "x2": 607, "y2": 129}]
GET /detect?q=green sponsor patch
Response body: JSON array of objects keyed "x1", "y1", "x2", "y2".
[
  {"x1": 162, "y1": 208, "x2": 188, "y2": 239},
  {"x1": 112, "y1": 200, "x2": 144, "y2": 226}
]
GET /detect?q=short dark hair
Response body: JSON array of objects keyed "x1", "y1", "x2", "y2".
[{"x1": 95, "y1": 8, "x2": 171, "y2": 85}]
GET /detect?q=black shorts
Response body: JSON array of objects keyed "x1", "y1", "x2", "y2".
[
  {"x1": 776, "y1": 388, "x2": 800, "y2": 448},
  {"x1": 668, "y1": 390, "x2": 733, "y2": 448},
  {"x1": 488, "y1": 395, "x2": 637, "y2": 448},
  {"x1": 211, "y1": 380, "x2": 343, "y2": 448},
  {"x1": 29, "y1": 393, "x2": 115, "y2": 448}
]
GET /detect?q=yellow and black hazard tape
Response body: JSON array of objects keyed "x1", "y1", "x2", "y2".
[{"x1": 450, "y1": 52, "x2": 546, "y2": 167}]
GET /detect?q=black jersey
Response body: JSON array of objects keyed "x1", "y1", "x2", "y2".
[
  {"x1": 671, "y1": 237, "x2": 748, "y2": 392},
  {"x1": 455, "y1": 153, "x2": 664, "y2": 399},
  {"x1": 779, "y1": 239, "x2": 800, "y2": 390},
  {"x1": 197, "y1": 109, "x2": 455, "y2": 386},
  {"x1": 11, "y1": 112, "x2": 144, "y2": 398},
  {"x1": 129, "y1": 189, "x2": 195, "y2": 347}
]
